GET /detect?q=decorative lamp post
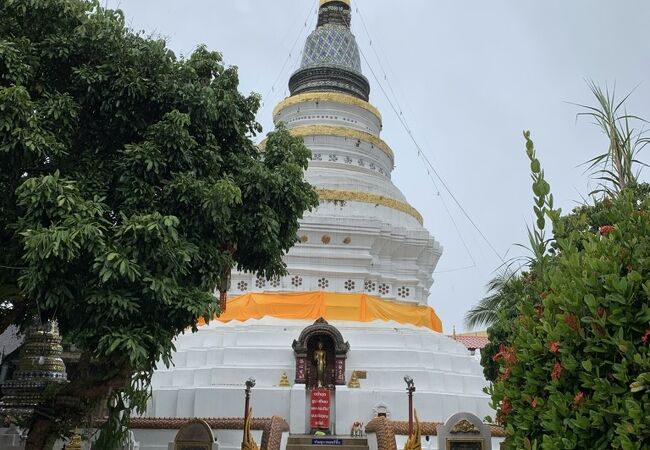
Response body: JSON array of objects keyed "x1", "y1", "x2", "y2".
[
  {"x1": 242, "y1": 377, "x2": 255, "y2": 444},
  {"x1": 404, "y1": 375, "x2": 415, "y2": 435}
]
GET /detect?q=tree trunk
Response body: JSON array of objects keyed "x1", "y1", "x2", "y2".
[
  {"x1": 22, "y1": 355, "x2": 132, "y2": 449},
  {"x1": 25, "y1": 417, "x2": 57, "y2": 450}
]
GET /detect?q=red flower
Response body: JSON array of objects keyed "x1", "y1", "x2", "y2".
[
  {"x1": 597, "y1": 307, "x2": 606, "y2": 318},
  {"x1": 501, "y1": 397, "x2": 512, "y2": 415},
  {"x1": 492, "y1": 344, "x2": 518, "y2": 365},
  {"x1": 534, "y1": 303, "x2": 544, "y2": 317},
  {"x1": 599, "y1": 225, "x2": 614, "y2": 235},
  {"x1": 564, "y1": 314, "x2": 579, "y2": 331},
  {"x1": 531, "y1": 398, "x2": 538, "y2": 409},
  {"x1": 573, "y1": 391, "x2": 585, "y2": 407},
  {"x1": 551, "y1": 361, "x2": 563, "y2": 380},
  {"x1": 549, "y1": 341, "x2": 560, "y2": 354},
  {"x1": 642, "y1": 329, "x2": 650, "y2": 345},
  {"x1": 499, "y1": 367, "x2": 511, "y2": 381}
]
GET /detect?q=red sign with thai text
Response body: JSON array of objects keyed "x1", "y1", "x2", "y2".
[{"x1": 310, "y1": 389, "x2": 331, "y2": 429}]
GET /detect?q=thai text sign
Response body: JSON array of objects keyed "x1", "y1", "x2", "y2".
[
  {"x1": 312, "y1": 439, "x2": 342, "y2": 445},
  {"x1": 310, "y1": 388, "x2": 330, "y2": 429}
]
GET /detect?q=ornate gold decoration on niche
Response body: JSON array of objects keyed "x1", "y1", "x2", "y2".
[{"x1": 450, "y1": 419, "x2": 481, "y2": 434}]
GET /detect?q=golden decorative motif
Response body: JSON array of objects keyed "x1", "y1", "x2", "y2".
[
  {"x1": 450, "y1": 419, "x2": 480, "y2": 434},
  {"x1": 242, "y1": 408, "x2": 260, "y2": 450},
  {"x1": 403, "y1": 410, "x2": 421, "y2": 450},
  {"x1": 299, "y1": 235, "x2": 309, "y2": 243},
  {"x1": 321, "y1": 235, "x2": 331, "y2": 244},
  {"x1": 348, "y1": 371, "x2": 360, "y2": 388},
  {"x1": 317, "y1": 189, "x2": 423, "y2": 225},
  {"x1": 67, "y1": 430, "x2": 83, "y2": 450},
  {"x1": 289, "y1": 125, "x2": 394, "y2": 162},
  {"x1": 279, "y1": 372, "x2": 290, "y2": 387},
  {"x1": 273, "y1": 91, "x2": 381, "y2": 123}
]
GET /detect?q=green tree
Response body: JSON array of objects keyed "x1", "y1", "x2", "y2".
[{"x1": 0, "y1": 1, "x2": 318, "y2": 448}]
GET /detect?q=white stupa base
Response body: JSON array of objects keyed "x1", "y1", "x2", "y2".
[{"x1": 140, "y1": 317, "x2": 492, "y2": 446}]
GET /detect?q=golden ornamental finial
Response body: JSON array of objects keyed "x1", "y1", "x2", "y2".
[
  {"x1": 403, "y1": 410, "x2": 421, "y2": 450},
  {"x1": 242, "y1": 407, "x2": 260, "y2": 450}
]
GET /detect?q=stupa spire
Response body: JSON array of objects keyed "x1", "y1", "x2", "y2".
[
  {"x1": 317, "y1": 0, "x2": 352, "y2": 29},
  {"x1": 289, "y1": 0, "x2": 369, "y2": 100}
]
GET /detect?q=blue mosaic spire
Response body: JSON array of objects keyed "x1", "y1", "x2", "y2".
[{"x1": 288, "y1": 0, "x2": 370, "y2": 101}]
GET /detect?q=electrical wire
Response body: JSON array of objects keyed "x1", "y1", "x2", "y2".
[
  {"x1": 261, "y1": 2, "x2": 318, "y2": 109},
  {"x1": 348, "y1": 4, "x2": 505, "y2": 266}
]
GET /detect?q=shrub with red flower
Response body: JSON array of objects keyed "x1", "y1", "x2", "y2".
[
  {"x1": 501, "y1": 397, "x2": 513, "y2": 415},
  {"x1": 486, "y1": 138, "x2": 650, "y2": 449},
  {"x1": 551, "y1": 361, "x2": 563, "y2": 380},
  {"x1": 642, "y1": 329, "x2": 650, "y2": 345},
  {"x1": 598, "y1": 224, "x2": 615, "y2": 235},
  {"x1": 492, "y1": 344, "x2": 518, "y2": 365},
  {"x1": 564, "y1": 314, "x2": 579, "y2": 331}
]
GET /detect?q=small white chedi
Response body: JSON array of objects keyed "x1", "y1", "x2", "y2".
[{"x1": 138, "y1": 1, "x2": 493, "y2": 449}]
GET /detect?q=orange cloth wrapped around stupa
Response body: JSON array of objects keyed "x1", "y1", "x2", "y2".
[{"x1": 202, "y1": 291, "x2": 442, "y2": 332}]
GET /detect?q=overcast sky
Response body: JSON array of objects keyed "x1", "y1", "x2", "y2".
[{"x1": 108, "y1": 0, "x2": 650, "y2": 333}]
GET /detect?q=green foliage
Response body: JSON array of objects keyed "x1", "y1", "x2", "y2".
[
  {"x1": 0, "y1": 0, "x2": 318, "y2": 447},
  {"x1": 465, "y1": 271, "x2": 515, "y2": 330},
  {"x1": 477, "y1": 272, "x2": 528, "y2": 382},
  {"x1": 576, "y1": 82, "x2": 649, "y2": 195},
  {"x1": 489, "y1": 135, "x2": 650, "y2": 449}
]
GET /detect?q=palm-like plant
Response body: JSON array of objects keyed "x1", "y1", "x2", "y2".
[
  {"x1": 464, "y1": 270, "x2": 519, "y2": 329},
  {"x1": 577, "y1": 81, "x2": 649, "y2": 194}
]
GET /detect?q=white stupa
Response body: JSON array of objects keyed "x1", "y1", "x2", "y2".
[{"x1": 139, "y1": 1, "x2": 493, "y2": 448}]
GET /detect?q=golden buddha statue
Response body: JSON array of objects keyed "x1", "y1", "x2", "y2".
[{"x1": 314, "y1": 341, "x2": 327, "y2": 388}]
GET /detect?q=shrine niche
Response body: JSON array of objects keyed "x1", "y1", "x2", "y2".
[
  {"x1": 292, "y1": 318, "x2": 349, "y2": 388},
  {"x1": 437, "y1": 413, "x2": 490, "y2": 450},
  {"x1": 173, "y1": 419, "x2": 217, "y2": 450}
]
